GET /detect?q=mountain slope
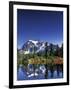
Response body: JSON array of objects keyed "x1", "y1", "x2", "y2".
[{"x1": 19, "y1": 40, "x2": 58, "y2": 54}]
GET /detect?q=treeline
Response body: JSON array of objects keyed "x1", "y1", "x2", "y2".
[
  {"x1": 46, "y1": 43, "x2": 63, "y2": 57},
  {"x1": 17, "y1": 42, "x2": 63, "y2": 66},
  {"x1": 34, "y1": 43, "x2": 63, "y2": 58}
]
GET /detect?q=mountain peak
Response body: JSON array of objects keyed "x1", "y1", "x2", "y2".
[
  {"x1": 20, "y1": 40, "x2": 59, "y2": 54},
  {"x1": 28, "y1": 40, "x2": 39, "y2": 46}
]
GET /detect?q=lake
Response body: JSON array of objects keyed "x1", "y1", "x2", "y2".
[{"x1": 17, "y1": 65, "x2": 63, "y2": 80}]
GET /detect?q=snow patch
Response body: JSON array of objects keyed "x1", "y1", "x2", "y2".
[
  {"x1": 36, "y1": 43, "x2": 45, "y2": 52},
  {"x1": 29, "y1": 40, "x2": 38, "y2": 46}
]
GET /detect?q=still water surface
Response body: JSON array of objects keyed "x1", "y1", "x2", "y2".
[{"x1": 17, "y1": 65, "x2": 63, "y2": 80}]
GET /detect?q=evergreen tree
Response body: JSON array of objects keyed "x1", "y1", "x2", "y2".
[
  {"x1": 33, "y1": 46, "x2": 36, "y2": 77},
  {"x1": 50, "y1": 43, "x2": 53, "y2": 56},
  {"x1": 55, "y1": 44, "x2": 60, "y2": 56},
  {"x1": 45, "y1": 42, "x2": 48, "y2": 79},
  {"x1": 60, "y1": 43, "x2": 63, "y2": 57}
]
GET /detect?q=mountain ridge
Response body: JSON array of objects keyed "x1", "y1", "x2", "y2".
[{"x1": 19, "y1": 40, "x2": 60, "y2": 54}]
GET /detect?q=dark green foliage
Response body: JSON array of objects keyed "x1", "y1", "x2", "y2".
[
  {"x1": 60, "y1": 44, "x2": 63, "y2": 57},
  {"x1": 22, "y1": 55, "x2": 28, "y2": 69},
  {"x1": 50, "y1": 43, "x2": 53, "y2": 56},
  {"x1": 54, "y1": 44, "x2": 63, "y2": 57},
  {"x1": 45, "y1": 42, "x2": 48, "y2": 79},
  {"x1": 54, "y1": 45, "x2": 60, "y2": 56}
]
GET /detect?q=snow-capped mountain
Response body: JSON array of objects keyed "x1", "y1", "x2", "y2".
[
  {"x1": 21, "y1": 40, "x2": 45, "y2": 54},
  {"x1": 19, "y1": 40, "x2": 58, "y2": 54}
]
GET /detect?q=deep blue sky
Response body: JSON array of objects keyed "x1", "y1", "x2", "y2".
[{"x1": 17, "y1": 9, "x2": 63, "y2": 49}]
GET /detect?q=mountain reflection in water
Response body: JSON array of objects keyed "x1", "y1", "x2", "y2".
[{"x1": 17, "y1": 65, "x2": 63, "y2": 80}]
